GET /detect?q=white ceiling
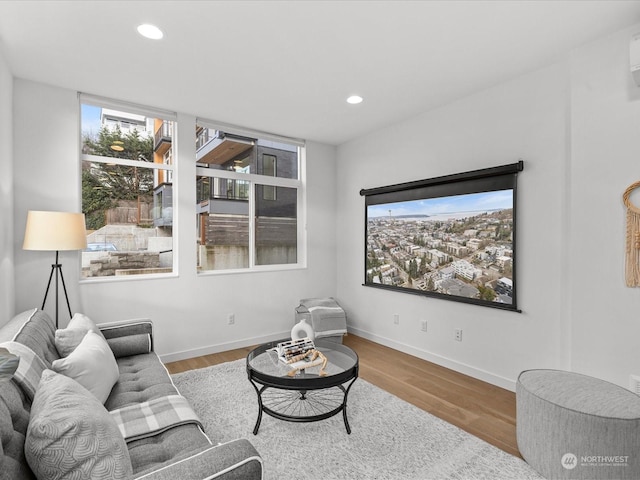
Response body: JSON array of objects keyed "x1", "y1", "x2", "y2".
[{"x1": 1, "y1": 1, "x2": 640, "y2": 145}]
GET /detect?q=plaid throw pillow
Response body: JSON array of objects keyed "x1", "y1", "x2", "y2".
[
  {"x1": 0, "y1": 341, "x2": 46, "y2": 401},
  {"x1": 0, "y1": 347, "x2": 19, "y2": 383}
]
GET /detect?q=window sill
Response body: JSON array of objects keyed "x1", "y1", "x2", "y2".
[{"x1": 196, "y1": 263, "x2": 307, "y2": 277}]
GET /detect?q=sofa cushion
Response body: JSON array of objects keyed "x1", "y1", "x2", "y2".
[
  {"x1": 25, "y1": 370, "x2": 133, "y2": 480},
  {"x1": 9, "y1": 310, "x2": 59, "y2": 367},
  {"x1": 105, "y1": 352, "x2": 211, "y2": 474},
  {"x1": 130, "y1": 439, "x2": 263, "y2": 480},
  {"x1": 0, "y1": 309, "x2": 37, "y2": 344},
  {"x1": 106, "y1": 352, "x2": 179, "y2": 410},
  {"x1": 128, "y1": 423, "x2": 212, "y2": 475},
  {"x1": 51, "y1": 331, "x2": 119, "y2": 404}
]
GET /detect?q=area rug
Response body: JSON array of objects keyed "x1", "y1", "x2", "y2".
[{"x1": 172, "y1": 360, "x2": 543, "y2": 480}]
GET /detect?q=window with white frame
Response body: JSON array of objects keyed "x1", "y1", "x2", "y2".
[
  {"x1": 195, "y1": 122, "x2": 304, "y2": 272},
  {"x1": 80, "y1": 96, "x2": 176, "y2": 278}
]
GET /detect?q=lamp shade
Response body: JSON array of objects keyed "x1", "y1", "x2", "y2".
[{"x1": 23, "y1": 211, "x2": 88, "y2": 251}]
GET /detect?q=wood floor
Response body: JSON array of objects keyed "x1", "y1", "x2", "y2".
[{"x1": 164, "y1": 334, "x2": 521, "y2": 458}]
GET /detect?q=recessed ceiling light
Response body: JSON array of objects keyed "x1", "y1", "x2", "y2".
[
  {"x1": 346, "y1": 95, "x2": 363, "y2": 105},
  {"x1": 137, "y1": 24, "x2": 164, "y2": 40}
]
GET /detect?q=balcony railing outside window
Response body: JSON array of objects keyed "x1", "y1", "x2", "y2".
[
  {"x1": 196, "y1": 128, "x2": 215, "y2": 151},
  {"x1": 197, "y1": 177, "x2": 249, "y2": 203},
  {"x1": 154, "y1": 121, "x2": 173, "y2": 152}
]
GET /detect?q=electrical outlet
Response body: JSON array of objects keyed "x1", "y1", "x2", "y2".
[
  {"x1": 227, "y1": 313, "x2": 235, "y2": 325},
  {"x1": 420, "y1": 319, "x2": 428, "y2": 332},
  {"x1": 393, "y1": 314, "x2": 400, "y2": 325},
  {"x1": 454, "y1": 328, "x2": 463, "y2": 342}
]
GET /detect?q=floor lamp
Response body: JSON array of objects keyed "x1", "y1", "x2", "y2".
[{"x1": 23, "y1": 211, "x2": 87, "y2": 328}]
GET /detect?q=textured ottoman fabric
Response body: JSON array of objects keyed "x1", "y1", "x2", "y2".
[{"x1": 517, "y1": 369, "x2": 640, "y2": 479}]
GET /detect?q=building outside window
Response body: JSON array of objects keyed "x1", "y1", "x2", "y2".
[
  {"x1": 80, "y1": 99, "x2": 304, "y2": 278},
  {"x1": 262, "y1": 154, "x2": 277, "y2": 201},
  {"x1": 195, "y1": 122, "x2": 303, "y2": 272},
  {"x1": 80, "y1": 97, "x2": 175, "y2": 278}
]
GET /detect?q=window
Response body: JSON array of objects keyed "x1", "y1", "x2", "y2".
[
  {"x1": 80, "y1": 97, "x2": 176, "y2": 278},
  {"x1": 255, "y1": 185, "x2": 297, "y2": 265},
  {"x1": 195, "y1": 122, "x2": 303, "y2": 272},
  {"x1": 262, "y1": 154, "x2": 277, "y2": 201}
]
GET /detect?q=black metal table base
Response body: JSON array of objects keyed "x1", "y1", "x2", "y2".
[{"x1": 249, "y1": 377, "x2": 357, "y2": 434}]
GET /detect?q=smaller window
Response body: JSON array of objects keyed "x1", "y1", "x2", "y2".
[{"x1": 80, "y1": 99, "x2": 175, "y2": 279}]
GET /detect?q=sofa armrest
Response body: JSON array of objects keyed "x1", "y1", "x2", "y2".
[
  {"x1": 133, "y1": 439, "x2": 263, "y2": 480},
  {"x1": 98, "y1": 319, "x2": 154, "y2": 356}
]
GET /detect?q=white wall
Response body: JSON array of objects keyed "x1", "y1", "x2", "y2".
[
  {"x1": 336, "y1": 62, "x2": 568, "y2": 390},
  {"x1": 568, "y1": 25, "x2": 640, "y2": 387},
  {"x1": 0, "y1": 45, "x2": 14, "y2": 325},
  {"x1": 12, "y1": 79, "x2": 338, "y2": 360},
  {"x1": 336, "y1": 23, "x2": 640, "y2": 391}
]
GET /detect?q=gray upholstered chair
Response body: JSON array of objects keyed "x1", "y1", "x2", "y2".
[{"x1": 517, "y1": 369, "x2": 640, "y2": 479}]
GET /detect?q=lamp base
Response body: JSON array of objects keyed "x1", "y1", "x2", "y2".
[{"x1": 41, "y1": 251, "x2": 72, "y2": 328}]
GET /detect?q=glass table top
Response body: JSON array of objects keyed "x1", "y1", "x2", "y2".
[{"x1": 247, "y1": 339, "x2": 358, "y2": 381}]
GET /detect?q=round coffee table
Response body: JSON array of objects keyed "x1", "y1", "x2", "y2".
[{"x1": 246, "y1": 339, "x2": 359, "y2": 434}]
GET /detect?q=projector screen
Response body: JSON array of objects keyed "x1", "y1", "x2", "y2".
[{"x1": 361, "y1": 161, "x2": 523, "y2": 312}]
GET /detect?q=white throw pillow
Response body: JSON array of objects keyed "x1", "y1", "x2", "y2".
[
  {"x1": 55, "y1": 312, "x2": 107, "y2": 357},
  {"x1": 55, "y1": 328, "x2": 88, "y2": 357},
  {"x1": 52, "y1": 331, "x2": 119, "y2": 404},
  {"x1": 68, "y1": 312, "x2": 106, "y2": 339}
]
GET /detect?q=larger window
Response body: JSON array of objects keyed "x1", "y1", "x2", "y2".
[
  {"x1": 195, "y1": 122, "x2": 303, "y2": 272},
  {"x1": 80, "y1": 96, "x2": 175, "y2": 278}
]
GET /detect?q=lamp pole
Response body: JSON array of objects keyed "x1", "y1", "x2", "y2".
[{"x1": 41, "y1": 250, "x2": 72, "y2": 328}]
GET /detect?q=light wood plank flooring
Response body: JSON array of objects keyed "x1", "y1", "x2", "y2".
[{"x1": 164, "y1": 334, "x2": 520, "y2": 458}]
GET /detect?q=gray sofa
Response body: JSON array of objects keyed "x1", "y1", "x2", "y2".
[{"x1": 0, "y1": 308, "x2": 263, "y2": 480}]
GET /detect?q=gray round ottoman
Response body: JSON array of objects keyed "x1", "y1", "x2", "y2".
[{"x1": 517, "y1": 369, "x2": 640, "y2": 479}]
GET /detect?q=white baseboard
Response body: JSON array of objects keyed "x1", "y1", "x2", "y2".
[
  {"x1": 347, "y1": 326, "x2": 517, "y2": 392},
  {"x1": 159, "y1": 330, "x2": 290, "y2": 364}
]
